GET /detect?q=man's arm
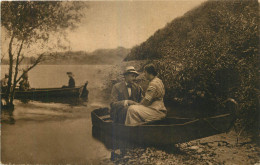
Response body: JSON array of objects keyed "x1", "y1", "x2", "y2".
[
  {"x1": 127, "y1": 85, "x2": 144, "y2": 106},
  {"x1": 110, "y1": 85, "x2": 125, "y2": 109}
]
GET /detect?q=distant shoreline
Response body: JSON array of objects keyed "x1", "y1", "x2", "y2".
[{"x1": 1, "y1": 47, "x2": 130, "y2": 66}]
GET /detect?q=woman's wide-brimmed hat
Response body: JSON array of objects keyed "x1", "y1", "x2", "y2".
[{"x1": 123, "y1": 66, "x2": 139, "y2": 76}]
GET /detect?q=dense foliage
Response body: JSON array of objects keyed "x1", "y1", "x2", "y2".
[
  {"x1": 2, "y1": 1, "x2": 85, "y2": 43},
  {"x1": 125, "y1": 0, "x2": 259, "y2": 135}
]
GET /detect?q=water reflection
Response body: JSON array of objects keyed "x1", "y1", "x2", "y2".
[
  {"x1": 18, "y1": 97, "x2": 88, "y2": 107},
  {"x1": 1, "y1": 109, "x2": 15, "y2": 124},
  {"x1": 1, "y1": 97, "x2": 90, "y2": 126},
  {"x1": 1, "y1": 65, "x2": 113, "y2": 163}
]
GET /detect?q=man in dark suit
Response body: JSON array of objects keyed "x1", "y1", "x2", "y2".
[
  {"x1": 110, "y1": 66, "x2": 143, "y2": 123},
  {"x1": 67, "y1": 72, "x2": 75, "y2": 88}
]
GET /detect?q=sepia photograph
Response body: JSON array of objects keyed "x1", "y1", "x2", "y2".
[{"x1": 1, "y1": 0, "x2": 259, "y2": 164}]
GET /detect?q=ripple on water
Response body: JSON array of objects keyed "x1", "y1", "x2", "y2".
[{"x1": 2, "y1": 99, "x2": 99, "y2": 123}]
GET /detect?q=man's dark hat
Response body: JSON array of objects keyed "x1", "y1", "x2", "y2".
[{"x1": 67, "y1": 72, "x2": 74, "y2": 77}]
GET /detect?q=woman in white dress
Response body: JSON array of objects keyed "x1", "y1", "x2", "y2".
[{"x1": 125, "y1": 64, "x2": 167, "y2": 125}]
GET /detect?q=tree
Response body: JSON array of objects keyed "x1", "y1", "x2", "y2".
[{"x1": 1, "y1": 1, "x2": 86, "y2": 108}]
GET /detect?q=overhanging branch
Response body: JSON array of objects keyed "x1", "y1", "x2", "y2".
[{"x1": 16, "y1": 53, "x2": 44, "y2": 83}]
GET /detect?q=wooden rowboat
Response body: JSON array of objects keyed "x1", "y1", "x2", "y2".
[
  {"x1": 13, "y1": 82, "x2": 88, "y2": 100},
  {"x1": 91, "y1": 108, "x2": 235, "y2": 146}
]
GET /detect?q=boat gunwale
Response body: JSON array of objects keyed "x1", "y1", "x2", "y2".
[
  {"x1": 14, "y1": 86, "x2": 82, "y2": 93},
  {"x1": 91, "y1": 109, "x2": 233, "y2": 127}
]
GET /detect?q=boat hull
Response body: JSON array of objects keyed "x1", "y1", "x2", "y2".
[
  {"x1": 11, "y1": 81, "x2": 89, "y2": 101},
  {"x1": 91, "y1": 108, "x2": 235, "y2": 145},
  {"x1": 15, "y1": 87, "x2": 80, "y2": 98}
]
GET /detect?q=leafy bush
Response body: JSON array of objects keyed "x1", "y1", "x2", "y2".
[{"x1": 126, "y1": 0, "x2": 259, "y2": 135}]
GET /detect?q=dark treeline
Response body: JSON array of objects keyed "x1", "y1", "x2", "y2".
[
  {"x1": 125, "y1": 1, "x2": 259, "y2": 136},
  {"x1": 1, "y1": 47, "x2": 130, "y2": 65}
]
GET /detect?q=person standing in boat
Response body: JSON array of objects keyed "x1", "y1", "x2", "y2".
[
  {"x1": 63, "y1": 72, "x2": 75, "y2": 88},
  {"x1": 110, "y1": 66, "x2": 143, "y2": 124},
  {"x1": 125, "y1": 64, "x2": 167, "y2": 125},
  {"x1": 0, "y1": 74, "x2": 9, "y2": 93},
  {"x1": 19, "y1": 72, "x2": 30, "y2": 91}
]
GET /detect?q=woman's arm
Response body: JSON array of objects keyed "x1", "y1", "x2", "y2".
[{"x1": 140, "y1": 84, "x2": 156, "y2": 106}]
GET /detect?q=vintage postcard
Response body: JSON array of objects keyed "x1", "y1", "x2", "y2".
[{"x1": 1, "y1": 1, "x2": 259, "y2": 164}]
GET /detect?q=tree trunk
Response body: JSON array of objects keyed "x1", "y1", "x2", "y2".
[
  {"x1": 5, "y1": 35, "x2": 15, "y2": 107},
  {"x1": 10, "y1": 40, "x2": 24, "y2": 105}
]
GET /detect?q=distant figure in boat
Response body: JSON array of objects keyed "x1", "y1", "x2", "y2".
[
  {"x1": 110, "y1": 66, "x2": 143, "y2": 124},
  {"x1": 63, "y1": 72, "x2": 75, "y2": 88},
  {"x1": 125, "y1": 64, "x2": 167, "y2": 126},
  {"x1": 1, "y1": 73, "x2": 9, "y2": 92},
  {"x1": 19, "y1": 72, "x2": 30, "y2": 91}
]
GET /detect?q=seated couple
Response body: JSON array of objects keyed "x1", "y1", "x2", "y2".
[{"x1": 110, "y1": 64, "x2": 167, "y2": 126}]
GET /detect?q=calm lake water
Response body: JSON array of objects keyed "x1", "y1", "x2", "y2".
[{"x1": 1, "y1": 65, "x2": 114, "y2": 164}]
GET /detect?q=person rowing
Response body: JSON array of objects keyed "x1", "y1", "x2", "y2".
[{"x1": 62, "y1": 72, "x2": 75, "y2": 88}]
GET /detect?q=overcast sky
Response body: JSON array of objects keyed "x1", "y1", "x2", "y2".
[
  {"x1": 67, "y1": 1, "x2": 205, "y2": 52},
  {"x1": 1, "y1": 1, "x2": 206, "y2": 57}
]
